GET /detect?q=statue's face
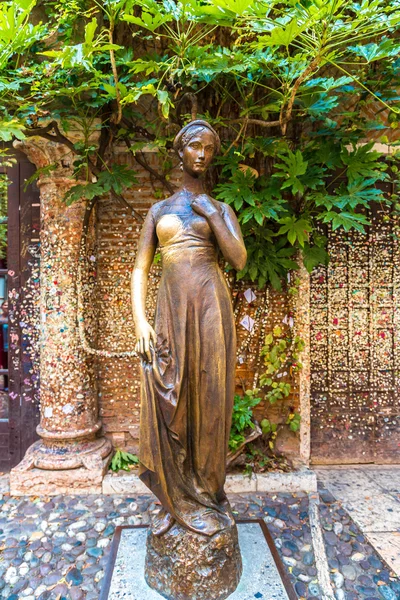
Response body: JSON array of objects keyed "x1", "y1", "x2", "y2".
[{"x1": 180, "y1": 129, "x2": 215, "y2": 177}]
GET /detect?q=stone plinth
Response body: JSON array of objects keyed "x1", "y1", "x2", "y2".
[
  {"x1": 102, "y1": 468, "x2": 318, "y2": 495},
  {"x1": 10, "y1": 454, "x2": 110, "y2": 496},
  {"x1": 100, "y1": 522, "x2": 294, "y2": 600},
  {"x1": 145, "y1": 523, "x2": 242, "y2": 600}
]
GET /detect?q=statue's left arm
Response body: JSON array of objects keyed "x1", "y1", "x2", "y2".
[{"x1": 191, "y1": 196, "x2": 247, "y2": 271}]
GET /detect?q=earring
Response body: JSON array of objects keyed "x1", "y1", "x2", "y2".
[{"x1": 179, "y1": 161, "x2": 183, "y2": 171}]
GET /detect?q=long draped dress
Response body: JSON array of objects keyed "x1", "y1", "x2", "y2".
[{"x1": 138, "y1": 194, "x2": 236, "y2": 536}]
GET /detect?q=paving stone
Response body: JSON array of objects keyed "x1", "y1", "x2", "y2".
[
  {"x1": 87, "y1": 547, "x2": 103, "y2": 558},
  {"x1": 378, "y1": 585, "x2": 398, "y2": 600},
  {"x1": 308, "y1": 583, "x2": 321, "y2": 596},
  {"x1": 66, "y1": 568, "x2": 83, "y2": 586},
  {"x1": 44, "y1": 571, "x2": 62, "y2": 586},
  {"x1": 366, "y1": 532, "x2": 400, "y2": 576},
  {"x1": 34, "y1": 585, "x2": 47, "y2": 597},
  {"x1": 362, "y1": 469, "x2": 400, "y2": 493},
  {"x1": 41, "y1": 551, "x2": 52, "y2": 563},
  {"x1": 0, "y1": 488, "x2": 398, "y2": 600},
  {"x1": 86, "y1": 537, "x2": 97, "y2": 548},
  {"x1": 10, "y1": 577, "x2": 29, "y2": 594},
  {"x1": 295, "y1": 581, "x2": 307, "y2": 596},
  {"x1": 95, "y1": 570, "x2": 104, "y2": 583},
  {"x1": 325, "y1": 531, "x2": 338, "y2": 545},
  {"x1": 342, "y1": 564, "x2": 357, "y2": 580},
  {"x1": 39, "y1": 564, "x2": 52, "y2": 576},
  {"x1": 332, "y1": 571, "x2": 344, "y2": 588}
]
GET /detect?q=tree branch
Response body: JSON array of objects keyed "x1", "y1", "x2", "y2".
[
  {"x1": 224, "y1": 117, "x2": 248, "y2": 156},
  {"x1": 120, "y1": 118, "x2": 157, "y2": 142},
  {"x1": 228, "y1": 57, "x2": 320, "y2": 136},
  {"x1": 280, "y1": 56, "x2": 320, "y2": 135},
  {"x1": 123, "y1": 136, "x2": 176, "y2": 195},
  {"x1": 109, "y1": 20, "x2": 122, "y2": 125},
  {"x1": 228, "y1": 117, "x2": 282, "y2": 128},
  {"x1": 24, "y1": 120, "x2": 76, "y2": 153},
  {"x1": 176, "y1": 92, "x2": 198, "y2": 125},
  {"x1": 24, "y1": 121, "x2": 143, "y2": 222}
]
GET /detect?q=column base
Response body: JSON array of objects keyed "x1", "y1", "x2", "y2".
[{"x1": 9, "y1": 436, "x2": 113, "y2": 496}]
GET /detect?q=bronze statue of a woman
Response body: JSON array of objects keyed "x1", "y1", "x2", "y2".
[{"x1": 131, "y1": 119, "x2": 246, "y2": 599}]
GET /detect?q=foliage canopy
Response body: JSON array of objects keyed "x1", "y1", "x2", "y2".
[{"x1": 1, "y1": 0, "x2": 400, "y2": 287}]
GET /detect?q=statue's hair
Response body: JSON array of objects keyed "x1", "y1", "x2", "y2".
[{"x1": 173, "y1": 119, "x2": 221, "y2": 155}]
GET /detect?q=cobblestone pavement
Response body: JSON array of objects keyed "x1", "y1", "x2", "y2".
[
  {"x1": 0, "y1": 487, "x2": 399, "y2": 600},
  {"x1": 316, "y1": 466, "x2": 400, "y2": 579}
]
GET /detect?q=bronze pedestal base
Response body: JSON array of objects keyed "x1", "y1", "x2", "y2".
[{"x1": 144, "y1": 522, "x2": 242, "y2": 600}]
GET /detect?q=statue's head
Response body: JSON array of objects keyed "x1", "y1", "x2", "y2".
[{"x1": 173, "y1": 120, "x2": 221, "y2": 178}]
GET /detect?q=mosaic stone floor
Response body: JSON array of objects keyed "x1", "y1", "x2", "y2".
[
  {"x1": 316, "y1": 466, "x2": 400, "y2": 579},
  {"x1": 0, "y1": 478, "x2": 399, "y2": 599}
]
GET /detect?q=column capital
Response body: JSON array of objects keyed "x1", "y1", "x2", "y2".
[{"x1": 14, "y1": 136, "x2": 75, "y2": 177}]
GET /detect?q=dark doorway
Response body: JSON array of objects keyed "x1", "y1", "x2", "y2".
[{"x1": 0, "y1": 150, "x2": 40, "y2": 472}]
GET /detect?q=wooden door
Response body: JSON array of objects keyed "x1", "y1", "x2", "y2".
[
  {"x1": 0, "y1": 152, "x2": 41, "y2": 472},
  {"x1": 310, "y1": 184, "x2": 400, "y2": 464}
]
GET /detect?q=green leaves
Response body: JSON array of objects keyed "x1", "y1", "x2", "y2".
[
  {"x1": 64, "y1": 165, "x2": 138, "y2": 205},
  {"x1": 210, "y1": 0, "x2": 255, "y2": 17},
  {"x1": 0, "y1": 0, "x2": 47, "y2": 69},
  {"x1": 123, "y1": 10, "x2": 172, "y2": 32},
  {"x1": 0, "y1": 118, "x2": 25, "y2": 141},
  {"x1": 349, "y1": 38, "x2": 400, "y2": 63},
  {"x1": 214, "y1": 169, "x2": 258, "y2": 212},
  {"x1": 257, "y1": 19, "x2": 306, "y2": 48},
  {"x1": 278, "y1": 216, "x2": 312, "y2": 247},
  {"x1": 122, "y1": 83, "x2": 174, "y2": 118},
  {"x1": 341, "y1": 142, "x2": 387, "y2": 182},
  {"x1": 238, "y1": 236, "x2": 299, "y2": 290},
  {"x1": 110, "y1": 449, "x2": 139, "y2": 472},
  {"x1": 319, "y1": 210, "x2": 370, "y2": 232},
  {"x1": 127, "y1": 58, "x2": 162, "y2": 76},
  {"x1": 302, "y1": 244, "x2": 329, "y2": 273},
  {"x1": 0, "y1": 0, "x2": 397, "y2": 297},
  {"x1": 287, "y1": 412, "x2": 301, "y2": 433},
  {"x1": 273, "y1": 150, "x2": 308, "y2": 195},
  {"x1": 229, "y1": 391, "x2": 262, "y2": 452},
  {"x1": 41, "y1": 18, "x2": 121, "y2": 70},
  {"x1": 157, "y1": 89, "x2": 173, "y2": 118}
]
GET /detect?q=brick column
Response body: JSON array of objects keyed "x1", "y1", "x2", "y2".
[{"x1": 10, "y1": 137, "x2": 112, "y2": 495}]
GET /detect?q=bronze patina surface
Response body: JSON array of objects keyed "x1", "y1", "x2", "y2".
[
  {"x1": 131, "y1": 119, "x2": 246, "y2": 597},
  {"x1": 145, "y1": 521, "x2": 242, "y2": 600}
]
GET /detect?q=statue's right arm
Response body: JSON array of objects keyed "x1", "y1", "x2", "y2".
[{"x1": 131, "y1": 206, "x2": 158, "y2": 362}]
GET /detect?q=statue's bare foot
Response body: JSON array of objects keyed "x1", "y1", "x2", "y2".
[
  {"x1": 189, "y1": 508, "x2": 232, "y2": 536},
  {"x1": 152, "y1": 508, "x2": 175, "y2": 536}
]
